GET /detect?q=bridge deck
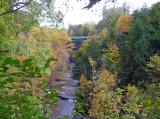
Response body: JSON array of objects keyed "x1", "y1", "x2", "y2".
[{"x1": 71, "y1": 36, "x2": 89, "y2": 49}]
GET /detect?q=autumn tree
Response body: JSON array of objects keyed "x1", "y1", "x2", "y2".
[
  {"x1": 116, "y1": 14, "x2": 132, "y2": 35},
  {"x1": 118, "y1": 8, "x2": 156, "y2": 86},
  {"x1": 74, "y1": 2, "x2": 160, "y2": 118},
  {"x1": 0, "y1": 0, "x2": 67, "y2": 118}
]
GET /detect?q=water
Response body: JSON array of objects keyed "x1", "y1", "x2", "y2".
[{"x1": 49, "y1": 70, "x2": 79, "y2": 119}]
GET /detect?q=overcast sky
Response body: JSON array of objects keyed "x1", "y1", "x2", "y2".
[{"x1": 54, "y1": 0, "x2": 159, "y2": 28}]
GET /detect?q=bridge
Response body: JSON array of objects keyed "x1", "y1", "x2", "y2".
[{"x1": 71, "y1": 36, "x2": 89, "y2": 49}]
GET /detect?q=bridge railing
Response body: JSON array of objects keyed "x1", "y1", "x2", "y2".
[{"x1": 71, "y1": 36, "x2": 89, "y2": 50}]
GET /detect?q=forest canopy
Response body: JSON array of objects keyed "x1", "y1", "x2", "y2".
[
  {"x1": 73, "y1": 2, "x2": 160, "y2": 118},
  {"x1": 0, "y1": 0, "x2": 160, "y2": 119}
]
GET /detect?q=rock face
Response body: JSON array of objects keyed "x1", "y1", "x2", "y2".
[{"x1": 50, "y1": 71, "x2": 79, "y2": 119}]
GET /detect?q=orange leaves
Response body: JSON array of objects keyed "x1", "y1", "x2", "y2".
[{"x1": 116, "y1": 14, "x2": 132, "y2": 35}]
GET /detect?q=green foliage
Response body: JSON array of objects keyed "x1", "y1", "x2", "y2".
[
  {"x1": 73, "y1": 36, "x2": 104, "y2": 79},
  {"x1": 74, "y1": 2, "x2": 160, "y2": 119},
  {"x1": 118, "y1": 8, "x2": 156, "y2": 85},
  {"x1": 0, "y1": 1, "x2": 67, "y2": 118},
  {"x1": 150, "y1": 2, "x2": 160, "y2": 29},
  {"x1": 73, "y1": 33, "x2": 119, "y2": 79},
  {"x1": 73, "y1": 41, "x2": 92, "y2": 79},
  {"x1": 146, "y1": 54, "x2": 160, "y2": 82},
  {"x1": 13, "y1": 11, "x2": 39, "y2": 32},
  {"x1": 0, "y1": 56, "x2": 55, "y2": 78},
  {"x1": 74, "y1": 96, "x2": 87, "y2": 116},
  {"x1": 74, "y1": 75, "x2": 93, "y2": 116},
  {"x1": 150, "y1": 2, "x2": 160, "y2": 54},
  {"x1": 0, "y1": 55, "x2": 57, "y2": 118},
  {"x1": 89, "y1": 70, "x2": 160, "y2": 119},
  {"x1": 72, "y1": 9, "x2": 121, "y2": 79},
  {"x1": 102, "y1": 44, "x2": 121, "y2": 73},
  {"x1": 0, "y1": 0, "x2": 63, "y2": 28},
  {"x1": 56, "y1": 116, "x2": 68, "y2": 119},
  {"x1": 96, "y1": 9, "x2": 121, "y2": 37},
  {"x1": 68, "y1": 23, "x2": 96, "y2": 36}
]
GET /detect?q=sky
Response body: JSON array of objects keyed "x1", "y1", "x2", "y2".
[{"x1": 54, "y1": 0, "x2": 160, "y2": 28}]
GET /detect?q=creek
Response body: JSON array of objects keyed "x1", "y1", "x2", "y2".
[{"x1": 49, "y1": 62, "x2": 79, "y2": 119}]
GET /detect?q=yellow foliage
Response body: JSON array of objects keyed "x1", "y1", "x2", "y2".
[
  {"x1": 104, "y1": 44, "x2": 120, "y2": 64},
  {"x1": 99, "y1": 28, "x2": 109, "y2": 39},
  {"x1": 89, "y1": 70, "x2": 118, "y2": 118},
  {"x1": 116, "y1": 14, "x2": 132, "y2": 35},
  {"x1": 80, "y1": 75, "x2": 92, "y2": 90},
  {"x1": 30, "y1": 27, "x2": 40, "y2": 33},
  {"x1": 102, "y1": 44, "x2": 121, "y2": 73},
  {"x1": 16, "y1": 27, "x2": 71, "y2": 80},
  {"x1": 79, "y1": 74, "x2": 93, "y2": 100},
  {"x1": 96, "y1": 69, "x2": 116, "y2": 91}
]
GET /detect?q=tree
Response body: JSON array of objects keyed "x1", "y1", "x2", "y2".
[
  {"x1": 0, "y1": 0, "x2": 63, "y2": 27},
  {"x1": 96, "y1": 9, "x2": 121, "y2": 38},
  {"x1": 0, "y1": 0, "x2": 50, "y2": 16},
  {"x1": 0, "y1": 0, "x2": 33, "y2": 16},
  {"x1": 0, "y1": 0, "x2": 68, "y2": 118},
  {"x1": 116, "y1": 14, "x2": 132, "y2": 35},
  {"x1": 150, "y1": 2, "x2": 160, "y2": 54},
  {"x1": 118, "y1": 8, "x2": 154, "y2": 85},
  {"x1": 150, "y1": 2, "x2": 160, "y2": 30},
  {"x1": 83, "y1": 0, "x2": 116, "y2": 9},
  {"x1": 68, "y1": 23, "x2": 96, "y2": 36},
  {"x1": 74, "y1": 2, "x2": 160, "y2": 118},
  {"x1": 146, "y1": 54, "x2": 160, "y2": 82}
]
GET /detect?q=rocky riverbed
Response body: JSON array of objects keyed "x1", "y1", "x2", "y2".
[{"x1": 49, "y1": 70, "x2": 79, "y2": 119}]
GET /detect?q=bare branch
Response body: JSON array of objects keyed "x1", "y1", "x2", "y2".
[
  {"x1": 83, "y1": 0, "x2": 101, "y2": 9},
  {"x1": 83, "y1": 0, "x2": 116, "y2": 9},
  {"x1": 0, "y1": 0, "x2": 33, "y2": 16}
]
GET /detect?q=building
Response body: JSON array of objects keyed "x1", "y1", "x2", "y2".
[{"x1": 102, "y1": 2, "x2": 130, "y2": 18}]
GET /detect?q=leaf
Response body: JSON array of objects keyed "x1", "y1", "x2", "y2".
[
  {"x1": 44, "y1": 57, "x2": 57, "y2": 68},
  {"x1": 3, "y1": 57, "x2": 21, "y2": 67},
  {"x1": 22, "y1": 58, "x2": 34, "y2": 67},
  {"x1": 78, "y1": 98, "x2": 87, "y2": 104},
  {"x1": 78, "y1": 109, "x2": 85, "y2": 113}
]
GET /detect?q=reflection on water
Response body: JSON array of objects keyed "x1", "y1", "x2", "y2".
[{"x1": 49, "y1": 70, "x2": 79, "y2": 119}]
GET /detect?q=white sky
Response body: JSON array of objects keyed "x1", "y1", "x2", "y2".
[{"x1": 54, "y1": 0, "x2": 160, "y2": 28}]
